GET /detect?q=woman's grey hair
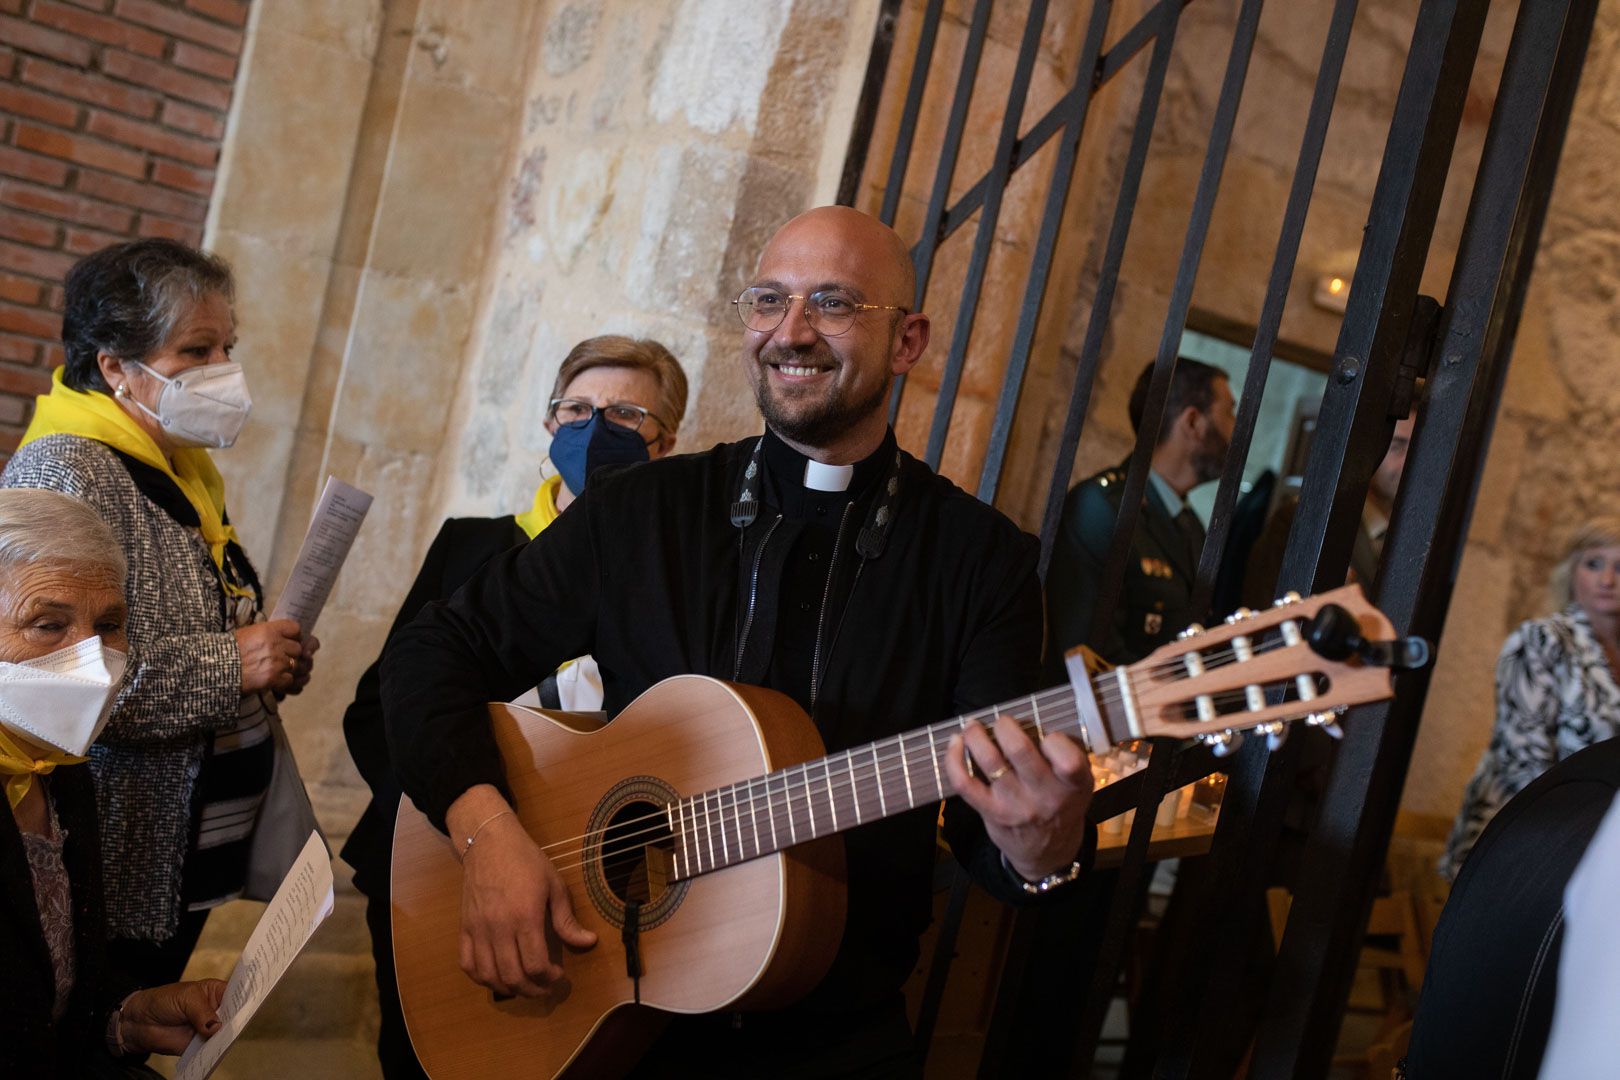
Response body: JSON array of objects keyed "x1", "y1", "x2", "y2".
[
  {"x1": 0, "y1": 489, "x2": 126, "y2": 585},
  {"x1": 60, "y1": 238, "x2": 235, "y2": 394},
  {"x1": 1547, "y1": 515, "x2": 1620, "y2": 613}
]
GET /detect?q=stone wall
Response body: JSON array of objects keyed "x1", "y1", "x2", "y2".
[{"x1": 0, "y1": 0, "x2": 250, "y2": 452}]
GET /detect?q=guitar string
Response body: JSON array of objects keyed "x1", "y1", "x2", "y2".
[
  {"x1": 528, "y1": 633, "x2": 1307, "y2": 865},
  {"x1": 540, "y1": 659, "x2": 1323, "y2": 874}
]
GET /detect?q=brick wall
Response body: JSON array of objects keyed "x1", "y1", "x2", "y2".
[{"x1": 0, "y1": 0, "x2": 249, "y2": 452}]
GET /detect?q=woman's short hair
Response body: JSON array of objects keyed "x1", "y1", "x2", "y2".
[
  {"x1": 61, "y1": 238, "x2": 235, "y2": 394},
  {"x1": 1548, "y1": 515, "x2": 1620, "y2": 612},
  {"x1": 549, "y1": 336, "x2": 688, "y2": 433},
  {"x1": 0, "y1": 489, "x2": 125, "y2": 585}
]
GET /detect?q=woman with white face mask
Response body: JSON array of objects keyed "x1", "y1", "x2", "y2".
[
  {"x1": 1, "y1": 239, "x2": 318, "y2": 991},
  {"x1": 0, "y1": 489, "x2": 228, "y2": 1076}
]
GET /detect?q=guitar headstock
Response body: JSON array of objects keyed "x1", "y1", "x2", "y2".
[{"x1": 1086, "y1": 584, "x2": 1405, "y2": 753}]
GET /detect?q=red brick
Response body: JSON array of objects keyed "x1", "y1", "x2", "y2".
[
  {"x1": 150, "y1": 159, "x2": 213, "y2": 197},
  {"x1": 137, "y1": 214, "x2": 200, "y2": 244},
  {"x1": 0, "y1": 15, "x2": 95, "y2": 66},
  {"x1": 170, "y1": 40, "x2": 237, "y2": 81},
  {"x1": 0, "y1": 427, "x2": 24, "y2": 455},
  {"x1": 0, "y1": 85, "x2": 83, "y2": 129},
  {"x1": 57, "y1": 0, "x2": 115, "y2": 11},
  {"x1": 42, "y1": 344, "x2": 63, "y2": 367},
  {"x1": 0, "y1": 180, "x2": 134, "y2": 233},
  {"x1": 0, "y1": 395, "x2": 29, "y2": 426},
  {"x1": 31, "y1": 1, "x2": 169, "y2": 58},
  {"x1": 113, "y1": 0, "x2": 242, "y2": 53},
  {"x1": 0, "y1": 338, "x2": 38, "y2": 365},
  {"x1": 0, "y1": 212, "x2": 61, "y2": 249},
  {"x1": 0, "y1": 0, "x2": 23, "y2": 15},
  {"x1": 21, "y1": 58, "x2": 160, "y2": 119},
  {"x1": 63, "y1": 225, "x2": 125, "y2": 256},
  {"x1": 0, "y1": 274, "x2": 43, "y2": 306},
  {"x1": 77, "y1": 169, "x2": 205, "y2": 220},
  {"x1": 101, "y1": 50, "x2": 233, "y2": 111},
  {"x1": 46, "y1": 286, "x2": 64, "y2": 310},
  {"x1": 15, "y1": 124, "x2": 147, "y2": 180},
  {"x1": 0, "y1": 305, "x2": 62, "y2": 344},
  {"x1": 185, "y1": 0, "x2": 247, "y2": 27},
  {"x1": 0, "y1": 147, "x2": 71, "y2": 188},
  {"x1": 0, "y1": 47, "x2": 17, "y2": 81},
  {"x1": 0, "y1": 240, "x2": 76, "y2": 280},
  {"x1": 87, "y1": 110, "x2": 217, "y2": 167},
  {"x1": 159, "y1": 99, "x2": 223, "y2": 140}
]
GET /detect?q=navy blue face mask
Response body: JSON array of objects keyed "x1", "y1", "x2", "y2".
[{"x1": 550, "y1": 414, "x2": 650, "y2": 496}]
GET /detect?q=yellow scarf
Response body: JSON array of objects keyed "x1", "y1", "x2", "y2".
[
  {"x1": 22, "y1": 368, "x2": 250, "y2": 598},
  {"x1": 513, "y1": 473, "x2": 564, "y2": 540},
  {"x1": 0, "y1": 727, "x2": 82, "y2": 809}
]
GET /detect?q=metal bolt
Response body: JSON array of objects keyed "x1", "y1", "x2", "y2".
[{"x1": 1337, "y1": 357, "x2": 1362, "y2": 385}]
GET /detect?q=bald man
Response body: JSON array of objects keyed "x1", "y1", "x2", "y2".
[{"x1": 383, "y1": 207, "x2": 1095, "y2": 1075}]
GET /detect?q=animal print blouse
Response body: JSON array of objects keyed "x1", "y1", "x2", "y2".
[{"x1": 1439, "y1": 606, "x2": 1620, "y2": 880}]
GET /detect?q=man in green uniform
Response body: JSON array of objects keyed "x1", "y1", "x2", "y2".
[{"x1": 1046, "y1": 358, "x2": 1235, "y2": 665}]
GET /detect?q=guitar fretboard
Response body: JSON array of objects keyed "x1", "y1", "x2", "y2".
[{"x1": 666, "y1": 684, "x2": 1092, "y2": 881}]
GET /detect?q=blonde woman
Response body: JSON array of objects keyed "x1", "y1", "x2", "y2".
[{"x1": 1440, "y1": 517, "x2": 1620, "y2": 880}]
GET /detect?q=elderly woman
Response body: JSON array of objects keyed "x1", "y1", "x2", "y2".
[
  {"x1": 1440, "y1": 517, "x2": 1620, "y2": 880},
  {"x1": 342, "y1": 334, "x2": 687, "y2": 1078},
  {"x1": 0, "y1": 488, "x2": 226, "y2": 1076},
  {"x1": 2, "y1": 238, "x2": 316, "y2": 989}
]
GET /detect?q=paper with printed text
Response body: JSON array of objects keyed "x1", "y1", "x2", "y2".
[{"x1": 270, "y1": 476, "x2": 372, "y2": 634}]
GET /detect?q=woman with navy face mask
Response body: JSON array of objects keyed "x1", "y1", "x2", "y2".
[
  {"x1": 340, "y1": 334, "x2": 686, "y2": 1079},
  {"x1": 2, "y1": 239, "x2": 316, "y2": 994}
]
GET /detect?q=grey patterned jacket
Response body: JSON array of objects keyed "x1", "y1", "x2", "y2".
[
  {"x1": 3, "y1": 433, "x2": 243, "y2": 941},
  {"x1": 1439, "y1": 606, "x2": 1620, "y2": 880}
]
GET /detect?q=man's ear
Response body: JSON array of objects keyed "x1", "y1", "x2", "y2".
[
  {"x1": 890, "y1": 313, "x2": 930, "y2": 377},
  {"x1": 1176, "y1": 404, "x2": 1205, "y2": 442}
]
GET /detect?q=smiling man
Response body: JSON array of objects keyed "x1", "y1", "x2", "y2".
[{"x1": 382, "y1": 206, "x2": 1094, "y2": 1076}]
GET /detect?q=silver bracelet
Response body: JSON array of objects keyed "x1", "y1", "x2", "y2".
[
  {"x1": 1003, "y1": 853, "x2": 1086, "y2": 895},
  {"x1": 460, "y1": 809, "x2": 515, "y2": 860}
]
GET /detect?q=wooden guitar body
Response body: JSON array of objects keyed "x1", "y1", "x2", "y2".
[{"x1": 391, "y1": 676, "x2": 847, "y2": 1079}]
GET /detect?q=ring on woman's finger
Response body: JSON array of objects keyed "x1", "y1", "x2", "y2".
[{"x1": 985, "y1": 764, "x2": 1011, "y2": 783}]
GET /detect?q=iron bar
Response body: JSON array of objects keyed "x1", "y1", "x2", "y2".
[
  {"x1": 1036, "y1": 2, "x2": 1182, "y2": 577},
  {"x1": 976, "y1": 0, "x2": 1114, "y2": 503},
  {"x1": 889, "y1": 0, "x2": 994, "y2": 424},
  {"x1": 1252, "y1": 0, "x2": 1599, "y2": 1071},
  {"x1": 1189, "y1": 0, "x2": 1361, "y2": 617},
  {"x1": 878, "y1": 0, "x2": 945, "y2": 225},
  {"x1": 839, "y1": 0, "x2": 905, "y2": 209},
  {"x1": 923, "y1": 0, "x2": 1051, "y2": 469}
]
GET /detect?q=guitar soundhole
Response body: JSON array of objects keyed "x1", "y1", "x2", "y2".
[
  {"x1": 601, "y1": 799, "x2": 675, "y2": 905},
  {"x1": 584, "y1": 776, "x2": 688, "y2": 930}
]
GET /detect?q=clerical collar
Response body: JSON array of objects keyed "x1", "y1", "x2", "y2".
[{"x1": 759, "y1": 427, "x2": 894, "y2": 520}]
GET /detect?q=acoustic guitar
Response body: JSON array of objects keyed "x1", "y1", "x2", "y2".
[{"x1": 392, "y1": 585, "x2": 1410, "y2": 1077}]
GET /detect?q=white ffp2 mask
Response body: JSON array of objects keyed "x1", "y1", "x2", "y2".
[
  {"x1": 132, "y1": 361, "x2": 253, "y2": 449},
  {"x1": 0, "y1": 637, "x2": 127, "y2": 757}
]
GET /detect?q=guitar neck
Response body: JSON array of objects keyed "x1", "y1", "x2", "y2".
[{"x1": 666, "y1": 682, "x2": 1094, "y2": 882}]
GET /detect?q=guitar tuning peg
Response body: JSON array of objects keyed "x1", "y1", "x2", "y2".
[
  {"x1": 1224, "y1": 607, "x2": 1255, "y2": 626},
  {"x1": 1273, "y1": 591, "x2": 1302, "y2": 607},
  {"x1": 1258, "y1": 721, "x2": 1288, "y2": 751},
  {"x1": 1205, "y1": 729, "x2": 1244, "y2": 757},
  {"x1": 1304, "y1": 711, "x2": 1344, "y2": 739},
  {"x1": 1178, "y1": 623, "x2": 1206, "y2": 640}
]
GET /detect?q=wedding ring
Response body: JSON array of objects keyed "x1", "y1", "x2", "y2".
[{"x1": 985, "y1": 765, "x2": 1011, "y2": 783}]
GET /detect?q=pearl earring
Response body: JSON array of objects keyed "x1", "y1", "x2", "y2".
[{"x1": 114, "y1": 384, "x2": 128, "y2": 399}]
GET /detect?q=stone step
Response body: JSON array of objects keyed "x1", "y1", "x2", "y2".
[{"x1": 151, "y1": 1035, "x2": 383, "y2": 1080}]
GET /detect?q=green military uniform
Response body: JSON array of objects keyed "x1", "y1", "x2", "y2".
[{"x1": 1045, "y1": 460, "x2": 1206, "y2": 666}]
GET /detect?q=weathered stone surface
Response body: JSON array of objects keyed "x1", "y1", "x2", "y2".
[
  {"x1": 649, "y1": 0, "x2": 788, "y2": 135},
  {"x1": 543, "y1": 1, "x2": 604, "y2": 76}
]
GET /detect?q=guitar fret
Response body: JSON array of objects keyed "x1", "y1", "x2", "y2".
[
  {"x1": 899, "y1": 732, "x2": 914, "y2": 806},
  {"x1": 748, "y1": 778, "x2": 760, "y2": 857},
  {"x1": 706, "y1": 790, "x2": 719, "y2": 871},
  {"x1": 847, "y1": 750, "x2": 862, "y2": 826},
  {"x1": 1031, "y1": 694, "x2": 1044, "y2": 739},
  {"x1": 667, "y1": 803, "x2": 681, "y2": 878},
  {"x1": 825, "y1": 759, "x2": 838, "y2": 832},
  {"x1": 927, "y1": 727, "x2": 942, "y2": 797},
  {"x1": 788, "y1": 769, "x2": 801, "y2": 843},
  {"x1": 873, "y1": 743, "x2": 887, "y2": 817},
  {"x1": 677, "y1": 798, "x2": 689, "y2": 875},
  {"x1": 770, "y1": 773, "x2": 783, "y2": 849},
  {"x1": 719, "y1": 787, "x2": 732, "y2": 866}
]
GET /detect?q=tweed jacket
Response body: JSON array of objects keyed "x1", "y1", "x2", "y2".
[{"x1": 3, "y1": 434, "x2": 243, "y2": 940}]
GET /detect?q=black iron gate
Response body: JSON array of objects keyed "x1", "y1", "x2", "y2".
[{"x1": 839, "y1": 0, "x2": 1597, "y2": 1074}]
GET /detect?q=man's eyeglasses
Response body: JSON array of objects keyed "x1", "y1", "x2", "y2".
[
  {"x1": 733, "y1": 286, "x2": 907, "y2": 337},
  {"x1": 548, "y1": 398, "x2": 663, "y2": 437}
]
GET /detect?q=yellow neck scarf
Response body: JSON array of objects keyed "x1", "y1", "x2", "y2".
[
  {"x1": 0, "y1": 727, "x2": 82, "y2": 809},
  {"x1": 513, "y1": 473, "x2": 564, "y2": 540},
  {"x1": 22, "y1": 368, "x2": 249, "y2": 597}
]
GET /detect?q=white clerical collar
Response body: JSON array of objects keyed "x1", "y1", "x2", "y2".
[{"x1": 803, "y1": 458, "x2": 854, "y2": 492}]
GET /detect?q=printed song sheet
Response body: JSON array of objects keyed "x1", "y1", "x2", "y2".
[
  {"x1": 175, "y1": 831, "x2": 335, "y2": 1080},
  {"x1": 270, "y1": 476, "x2": 373, "y2": 634}
]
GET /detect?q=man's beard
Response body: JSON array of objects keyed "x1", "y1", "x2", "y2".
[
  {"x1": 1191, "y1": 426, "x2": 1230, "y2": 486},
  {"x1": 753, "y1": 346, "x2": 890, "y2": 448}
]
